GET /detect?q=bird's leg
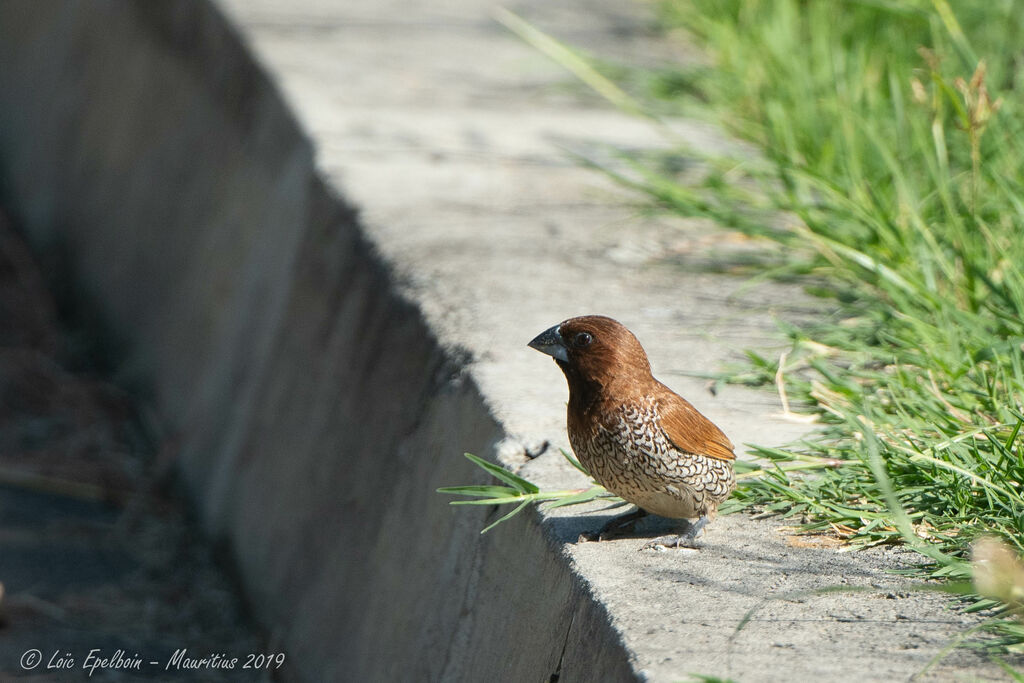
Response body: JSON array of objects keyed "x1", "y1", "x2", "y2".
[
  {"x1": 579, "y1": 508, "x2": 648, "y2": 542},
  {"x1": 640, "y1": 516, "x2": 709, "y2": 551}
]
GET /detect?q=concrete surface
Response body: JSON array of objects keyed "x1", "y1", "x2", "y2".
[
  {"x1": 0, "y1": 211, "x2": 264, "y2": 681},
  {"x1": 0, "y1": 0, "x2": 1014, "y2": 681},
  {"x1": 0, "y1": 4, "x2": 630, "y2": 682}
]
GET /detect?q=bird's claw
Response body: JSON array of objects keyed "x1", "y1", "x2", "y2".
[
  {"x1": 639, "y1": 517, "x2": 708, "y2": 551},
  {"x1": 640, "y1": 534, "x2": 702, "y2": 551},
  {"x1": 579, "y1": 508, "x2": 648, "y2": 543},
  {"x1": 577, "y1": 530, "x2": 622, "y2": 543}
]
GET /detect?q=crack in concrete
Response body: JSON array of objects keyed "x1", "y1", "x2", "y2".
[{"x1": 549, "y1": 607, "x2": 577, "y2": 682}]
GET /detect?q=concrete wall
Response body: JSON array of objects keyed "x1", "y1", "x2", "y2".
[{"x1": 0, "y1": 3, "x2": 634, "y2": 681}]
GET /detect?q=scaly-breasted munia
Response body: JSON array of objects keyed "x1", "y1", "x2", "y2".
[{"x1": 529, "y1": 315, "x2": 736, "y2": 548}]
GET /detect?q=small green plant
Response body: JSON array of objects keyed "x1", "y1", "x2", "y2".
[
  {"x1": 437, "y1": 450, "x2": 619, "y2": 533},
  {"x1": 438, "y1": 449, "x2": 849, "y2": 533}
]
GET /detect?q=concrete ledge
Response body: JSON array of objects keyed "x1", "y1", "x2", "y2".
[
  {"x1": 0, "y1": 3, "x2": 632, "y2": 681},
  {"x1": 0, "y1": 1, "x2": 1008, "y2": 682}
]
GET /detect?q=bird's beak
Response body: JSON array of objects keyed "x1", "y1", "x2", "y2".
[{"x1": 528, "y1": 324, "x2": 569, "y2": 362}]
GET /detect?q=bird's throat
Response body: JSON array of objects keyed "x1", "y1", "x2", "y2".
[{"x1": 559, "y1": 365, "x2": 604, "y2": 419}]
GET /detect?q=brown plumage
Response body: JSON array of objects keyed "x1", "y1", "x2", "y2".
[{"x1": 528, "y1": 315, "x2": 735, "y2": 548}]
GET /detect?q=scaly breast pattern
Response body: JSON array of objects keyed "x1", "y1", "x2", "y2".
[{"x1": 569, "y1": 398, "x2": 735, "y2": 519}]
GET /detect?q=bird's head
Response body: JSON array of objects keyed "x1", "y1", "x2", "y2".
[{"x1": 528, "y1": 315, "x2": 652, "y2": 394}]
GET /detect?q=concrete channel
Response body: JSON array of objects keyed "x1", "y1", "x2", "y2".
[{"x1": 0, "y1": 1, "x2": 1011, "y2": 681}]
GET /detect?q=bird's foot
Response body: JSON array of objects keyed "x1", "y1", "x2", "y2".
[
  {"x1": 578, "y1": 508, "x2": 648, "y2": 542},
  {"x1": 640, "y1": 534, "x2": 701, "y2": 551},
  {"x1": 640, "y1": 516, "x2": 708, "y2": 551}
]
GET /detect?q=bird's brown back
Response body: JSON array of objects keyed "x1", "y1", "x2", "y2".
[{"x1": 649, "y1": 381, "x2": 734, "y2": 461}]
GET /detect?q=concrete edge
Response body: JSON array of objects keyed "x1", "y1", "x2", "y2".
[{"x1": 0, "y1": 2, "x2": 639, "y2": 680}]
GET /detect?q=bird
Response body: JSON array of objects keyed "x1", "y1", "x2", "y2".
[{"x1": 528, "y1": 315, "x2": 735, "y2": 549}]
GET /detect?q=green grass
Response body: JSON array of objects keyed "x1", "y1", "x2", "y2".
[
  {"x1": 619, "y1": 0, "x2": 1024, "y2": 648},
  {"x1": 438, "y1": 451, "x2": 619, "y2": 533},
  {"x1": 444, "y1": 0, "x2": 1024, "y2": 654},
  {"x1": 491, "y1": 0, "x2": 1024, "y2": 652}
]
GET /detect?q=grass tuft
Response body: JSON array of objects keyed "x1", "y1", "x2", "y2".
[
  {"x1": 444, "y1": 0, "x2": 1024, "y2": 654},
  {"x1": 437, "y1": 451, "x2": 620, "y2": 533},
  {"x1": 623, "y1": 0, "x2": 1024, "y2": 648}
]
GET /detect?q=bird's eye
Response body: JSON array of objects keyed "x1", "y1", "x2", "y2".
[{"x1": 573, "y1": 332, "x2": 593, "y2": 348}]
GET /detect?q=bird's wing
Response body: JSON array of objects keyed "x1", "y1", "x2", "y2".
[{"x1": 656, "y1": 392, "x2": 735, "y2": 462}]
